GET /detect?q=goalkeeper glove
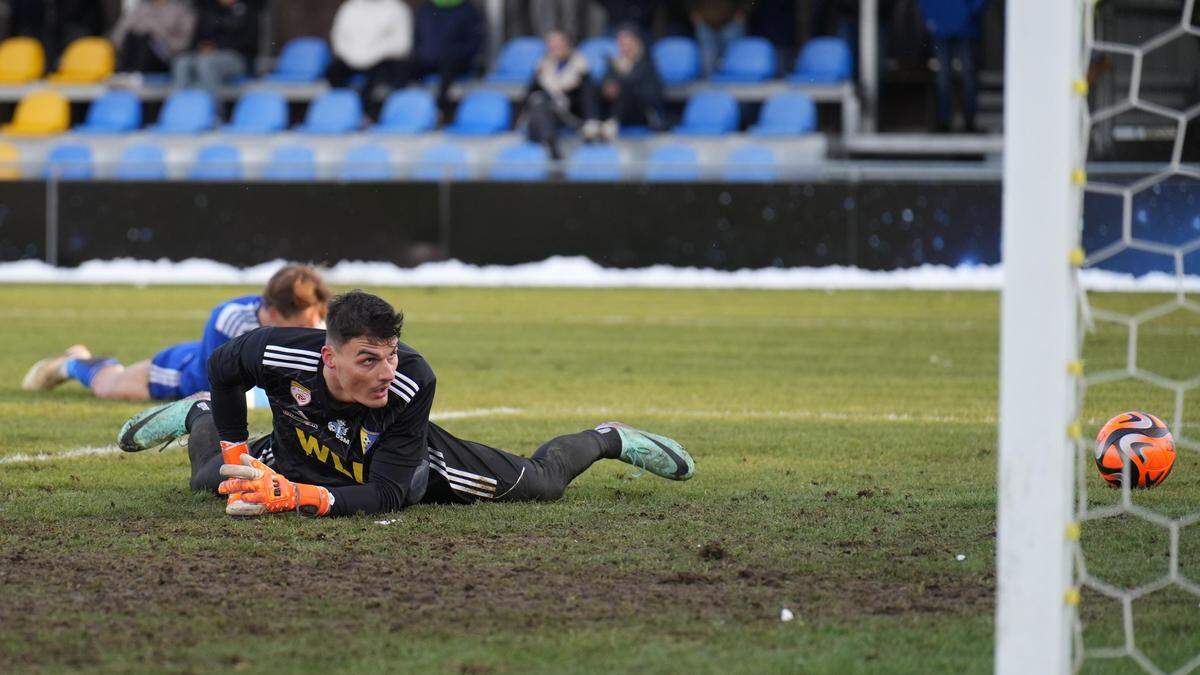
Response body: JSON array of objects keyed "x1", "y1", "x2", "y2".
[
  {"x1": 220, "y1": 440, "x2": 248, "y2": 465},
  {"x1": 218, "y1": 453, "x2": 333, "y2": 517}
]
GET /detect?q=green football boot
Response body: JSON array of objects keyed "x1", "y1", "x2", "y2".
[
  {"x1": 117, "y1": 396, "x2": 206, "y2": 452},
  {"x1": 597, "y1": 422, "x2": 695, "y2": 481}
]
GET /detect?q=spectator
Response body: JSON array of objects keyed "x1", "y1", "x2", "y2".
[
  {"x1": 392, "y1": 0, "x2": 485, "y2": 109},
  {"x1": 326, "y1": 0, "x2": 413, "y2": 109},
  {"x1": 918, "y1": 0, "x2": 990, "y2": 132},
  {"x1": 172, "y1": 0, "x2": 261, "y2": 94},
  {"x1": 111, "y1": 0, "x2": 197, "y2": 78},
  {"x1": 688, "y1": 0, "x2": 748, "y2": 77},
  {"x1": 596, "y1": 0, "x2": 662, "y2": 37},
  {"x1": 586, "y1": 25, "x2": 664, "y2": 141},
  {"x1": 523, "y1": 30, "x2": 596, "y2": 159},
  {"x1": 507, "y1": 0, "x2": 587, "y2": 39}
]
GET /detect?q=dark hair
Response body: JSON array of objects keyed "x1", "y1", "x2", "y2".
[
  {"x1": 262, "y1": 264, "x2": 331, "y2": 320},
  {"x1": 325, "y1": 290, "x2": 403, "y2": 345}
]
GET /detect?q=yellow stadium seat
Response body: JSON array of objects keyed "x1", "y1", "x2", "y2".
[
  {"x1": 0, "y1": 142, "x2": 21, "y2": 178},
  {"x1": 48, "y1": 37, "x2": 114, "y2": 83},
  {"x1": 3, "y1": 90, "x2": 69, "y2": 136},
  {"x1": 0, "y1": 37, "x2": 45, "y2": 84}
]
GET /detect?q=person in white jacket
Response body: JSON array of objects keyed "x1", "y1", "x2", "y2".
[{"x1": 325, "y1": 0, "x2": 413, "y2": 110}]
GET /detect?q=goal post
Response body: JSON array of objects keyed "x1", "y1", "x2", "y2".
[{"x1": 996, "y1": 0, "x2": 1085, "y2": 672}]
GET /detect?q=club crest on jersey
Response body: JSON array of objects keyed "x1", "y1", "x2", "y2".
[
  {"x1": 290, "y1": 380, "x2": 311, "y2": 406},
  {"x1": 328, "y1": 419, "x2": 350, "y2": 445},
  {"x1": 360, "y1": 427, "x2": 380, "y2": 453}
]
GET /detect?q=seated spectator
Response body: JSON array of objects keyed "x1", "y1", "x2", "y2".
[
  {"x1": 394, "y1": 0, "x2": 485, "y2": 109},
  {"x1": 596, "y1": 0, "x2": 662, "y2": 36},
  {"x1": 326, "y1": 0, "x2": 413, "y2": 109},
  {"x1": 172, "y1": 0, "x2": 261, "y2": 94},
  {"x1": 507, "y1": 0, "x2": 587, "y2": 40},
  {"x1": 523, "y1": 30, "x2": 596, "y2": 159},
  {"x1": 689, "y1": 0, "x2": 748, "y2": 76},
  {"x1": 111, "y1": 0, "x2": 196, "y2": 79},
  {"x1": 918, "y1": 0, "x2": 990, "y2": 132},
  {"x1": 585, "y1": 25, "x2": 665, "y2": 141}
]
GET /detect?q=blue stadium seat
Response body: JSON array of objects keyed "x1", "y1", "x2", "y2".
[
  {"x1": 711, "y1": 37, "x2": 776, "y2": 82},
  {"x1": 263, "y1": 144, "x2": 318, "y2": 181},
  {"x1": 44, "y1": 143, "x2": 93, "y2": 179},
  {"x1": 489, "y1": 142, "x2": 549, "y2": 180},
  {"x1": 645, "y1": 143, "x2": 700, "y2": 181},
  {"x1": 150, "y1": 89, "x2": 216, "y2": 134},
  {"x1": 723, "y1": 145, "x2": 778, "y2": 182},
  {"x1": 485, "y1": 37, "x2": 545, "y2": 84},
  {"x1": 265, "y1": 37, "x2": 331, "y2": 83},
  {"x1": 340, "y1": 144, "x2": 392, "y2": 181},
  {"x1": 673, "y1": 90, "x2": 739, "y2": 136},
  {"x1": 790, "y1": 37, "x2": 852, "y2": 84},
  {"x1": 413, "y1": 143, "x2": 470, "y2": 180},
  {"x1": 75, "y1": 90, "x2": 141, "y2": 133},
  {"x1": 652, "y1": 37, "x2": 700, "y2": 85},
  {"x1": 749, "y1": 91, "x2": 816, "y2": 136},
  {"x1": 115, "y1": 143, "x2": 167, "y2": 180},
  {"x1": 372, "y1": 88, "x2": 436, "y2": 134},
  {"x1": 226, "y1": 90, "x2": 287, "y2": 134},
  {"x1": 190, "y1": 144, "x2": 241, "y2": 180},
  {"x1": 566, "y1": 144, "x2": 622, "y2": 181},
  {"x1": 295, "y1": 89, "x2": 362, "y2": 134},
  {"x1": 446, "y1": 90, "x2": 511, "y2": 136},
  {"x1": 578, "y1": 37, "x2": 617, "y2": 82}
]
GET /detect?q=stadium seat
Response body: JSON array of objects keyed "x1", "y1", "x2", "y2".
[
  {"x1": 3, "y1": 90, "x2": 69, "y2": 136},
  {"x1": 652, "y1": 37, "x2": 700, "y2": 85},
  {"x1": 749, "y1": 91, "x2": 816, "y2": 136},
  {"x1": 489, "y1": 142, "x2": 549, "y2": 180},
  {"x1": 0, "y1": 141, "x2": 19, "y2": 179},
  {"x1": 485, "y1": 37, "x2": 545, "y2": 84},
  {"x1": 48, "y1": 37, "x2": 114, "y2": 83},
  {"x1": 372, "y1": 88, "x2": 436, "y2": 134},
  {"x1": 578, "y1": 37, "x2": 617, "y2": 82},
  {"x1": 413, "y1": 143, "x2": 470, "y2": 180},
  {"x1": 565, "y1": 144, "x2": 622, "y2": 181},
  {"x1": 340, "y1": 144, "x2": 392, "y2": 180},
  {"x1": 791, "y1": 37, "x2": 853, "y2": 84},
  {"x1": 115, "y1": 143, "x2": 168, "y2": 180},
  {"x1": 263, "y1": 144, "x2": 318, "y2": 181},
  {"x1": 295, "y1": 88, "x2": 361, "y2": 134},
  {"x1": 645, "y1": 143, "x2": 700, "y2": 181},
  {"x1": 226, "y1": 90, "x2": 288, "y2": 134},
  {"x1": 0, "y1": 37, "x2": 44, "y2": 84},
  {"x1": 75, "y1": 90, "x2": 141, "y2": 134},
  {"x1": 723, "y1": 145, "x2": 778, "y2": 182},
  {"x1": 712, "y1": 37, "x2": 776, "y2": 82},
  {"x1": 673, "y1": 90, "x2": 739, "y2": 136},
  {"x1": 190, "y1": 144, "x2": 242, "y2": 180},
  {"x1": 265, "y1": 37, "x2": 331, "y2": 82},
  {"x1": 44, "y1": 143, "x2": 93, "y2": 180},
  {"x1": 446, "y1": 90, "x2": 511, "y2": 136},
  {"x1": 150, "y1": 89, "x2": 216, "y2": 134}
]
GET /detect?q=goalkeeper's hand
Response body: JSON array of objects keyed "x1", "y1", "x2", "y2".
[{"x1": 218, "y1": 453, "x2": 332, "y2": 517}]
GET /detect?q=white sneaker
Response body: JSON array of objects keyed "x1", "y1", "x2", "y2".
[
  {"x1": 21, "y1": 344, "x2": 91, "y2": 391},
  {"x1": 601, "y1": 119, "x2": 619, "y2": 142},
  {"x1": 582, "y1": 119, "x2": 601, "y2": 141}
]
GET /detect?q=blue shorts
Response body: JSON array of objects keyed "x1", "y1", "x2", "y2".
[{"x1": 149, "y1": 341, "x2": 207, "y2": 400}]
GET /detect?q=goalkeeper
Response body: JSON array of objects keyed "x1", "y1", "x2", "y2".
[{"x1": 116, "y1": 290, "x2": 694, "y2": 516}]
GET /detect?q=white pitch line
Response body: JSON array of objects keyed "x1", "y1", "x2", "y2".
[
  {"x1": 0, "y1": 406, "x2": 524, "y2": 465},
  {"x1": 520, "y1": 406, "x2": 997, "y2": 425}
]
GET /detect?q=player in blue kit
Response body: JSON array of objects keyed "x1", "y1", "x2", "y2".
[{"x1": 21, "y1": 264, "x2": 330, "y2": 401}]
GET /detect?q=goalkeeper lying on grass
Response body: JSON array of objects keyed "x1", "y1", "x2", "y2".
[{"x1": 117, "y1": 290, "x2": 694, "y2": 516}]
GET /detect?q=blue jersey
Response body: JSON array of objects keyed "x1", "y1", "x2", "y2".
[{"x1": 149, "y1": 295, "x2": 263, "y2": 400}]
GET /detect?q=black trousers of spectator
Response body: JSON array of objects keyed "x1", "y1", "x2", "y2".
[
  {"x1": 117, "y1": 33, "x2": 170, "y2": 73},
  {"x1": 525, "y1": 85, "x2": 598, "y2": 159},
  {"x1": 326, "y1": 57, "x2": 404, "y2": 111},
  {"x1": 594, "y1": 84, "x2": 665, "y2": 130},
  {"x1": 393, "y1": 56, "x2": 476, "y2": 110}
]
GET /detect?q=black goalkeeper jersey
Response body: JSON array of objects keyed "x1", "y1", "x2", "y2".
[{"x1": 206, "y1": 326, "x2": 435, "y2": 516}]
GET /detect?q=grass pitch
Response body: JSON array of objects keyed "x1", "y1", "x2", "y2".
[{"x1": 0, "y1": 285, "x2": 1197, "y2": 674}]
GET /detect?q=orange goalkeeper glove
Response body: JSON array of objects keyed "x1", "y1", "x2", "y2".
[
  {"x1": 217, "y1": 453, "x2": 332, "y2": 517},
  {"x1": 220, "y1": 440, "x2": 249, "y2": 465}
]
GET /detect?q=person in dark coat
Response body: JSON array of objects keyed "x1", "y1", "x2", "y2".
[
  {"x1": 172, "y1": 0, "x2": 261, "y2": 93},
  {"x1": 393, "y1": 0, "x2": 485, "y2": 109},
  {"x1": 586, "y1": 25, "x2": 665, "y2": 141},
  {"x1": 918, "y1": 0, "x2": 990, "y2": 132},
  {"x1": 522, "y1": 29, "x2": 597, "y2": 159}
]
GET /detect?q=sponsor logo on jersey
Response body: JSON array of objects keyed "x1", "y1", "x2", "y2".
[
  {"x1": 290, "y1": 380, "x2": 311, "y2": 406},
  {"x1": 328, "y1": 418, "x2": 350, "y2": 445},
  {"x1": 295, "y1": 428, "x2": 364, "y2": 483},
  {"x1": 360, "y1": 427, "x2": 379, "y2": 453}
]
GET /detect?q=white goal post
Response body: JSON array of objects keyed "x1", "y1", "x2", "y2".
[{"x1": 996, "y1": 0, "x2": 1085, "y2": 672}]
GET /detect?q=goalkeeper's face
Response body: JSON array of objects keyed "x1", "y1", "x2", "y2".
[{"x1": 322, "y1": 337, "x2": 399, "y2": 408}]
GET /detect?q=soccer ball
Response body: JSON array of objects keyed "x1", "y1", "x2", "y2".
[{"x1": 1094, "y1": 411, "x2": 1176, "y2": 489}]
